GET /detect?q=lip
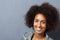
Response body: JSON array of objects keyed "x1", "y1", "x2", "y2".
[{"x1": 36, "y1": 28, "x2": 42, "y2": 31}]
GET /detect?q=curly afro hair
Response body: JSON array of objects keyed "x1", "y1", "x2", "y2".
[{"x1": 25, "y1": 2, "x2": 59, "y2": 32}]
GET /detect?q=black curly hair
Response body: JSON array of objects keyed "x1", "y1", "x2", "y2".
[{"x1": 25, "y1": 2, "x2": 59, "y2": 32}]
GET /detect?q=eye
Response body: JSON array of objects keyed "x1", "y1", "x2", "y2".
[
  {"x1": 41, "y1": 21, "x2": 46, "y2": 24},
  {"x1": 34, "y1": 19, "x2": 38, "y2": 22}
]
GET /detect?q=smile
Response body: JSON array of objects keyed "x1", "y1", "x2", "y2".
[{"x1": 36, "y1": 28, "x2": 42, "y2": 31}]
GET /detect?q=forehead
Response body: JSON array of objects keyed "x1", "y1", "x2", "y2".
[{"x1": 34, "y1": 13, "x2": 46, "y2": 20}]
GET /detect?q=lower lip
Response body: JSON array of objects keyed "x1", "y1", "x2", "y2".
[
  {"x1": 37, "y1": 28, "x2": 41, "y2": 30},
  {"x1": 37, "y1": 28, "x2": 41, "y2": 31},
  {"x1": 37, "y1": 30, "x2": 41, "y2": 31}
]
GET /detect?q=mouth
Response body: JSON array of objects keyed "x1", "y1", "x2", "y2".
[
  {"x1": 35, "y1": 27, "x2": 45, "y2": 33},
  {"x1": 35, "y1": 27, "x2": 44, "y2": 33},
  {"x1": 36, "y1": 28, "x2": 42, "y2": 31}
]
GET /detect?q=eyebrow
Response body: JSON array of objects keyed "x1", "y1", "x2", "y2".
[{"x1": 34, "y1": 19, "x2": 46, "y2": 21}]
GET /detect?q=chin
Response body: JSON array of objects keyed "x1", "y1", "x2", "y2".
[
  {"x1": 35, "y1": 30, "x2": 44, "y2": 34},
  {"x1": 37, "y1": 32, "x2": 43, "y2": 34}
]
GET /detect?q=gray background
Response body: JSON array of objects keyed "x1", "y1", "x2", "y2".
[{"x1": 0, "y1": 0, "x2": 60, "y2": 40}]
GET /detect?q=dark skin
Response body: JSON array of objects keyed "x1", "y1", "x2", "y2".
[{"x1": 32, "y1": 13, "x2": 46, "y2": 40}]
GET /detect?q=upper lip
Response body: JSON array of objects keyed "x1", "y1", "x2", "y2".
[{"x1": 37, "y1": 28, "x2": 41, "y2": 30}]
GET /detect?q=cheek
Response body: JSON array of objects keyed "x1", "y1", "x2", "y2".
[
  {"x1": 34, "y1": 21, "x2": 37, "y2": 26},
  {"x1": 33, "y1": 22, "x2": 37, "y2": 28},
  {"x1": 41, "y1": 24, "x2": 46, "y2": 29}
]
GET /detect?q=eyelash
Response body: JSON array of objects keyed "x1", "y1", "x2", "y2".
[
  {"x1": 42, "y1": 22, "x2": 46, "y2": 24},
  {"x1": 34, "y1": 20, "x2": 46, "y2": 23},
  {"x1": 34, "y1": 20, "x2": 38, "y2": 22}
]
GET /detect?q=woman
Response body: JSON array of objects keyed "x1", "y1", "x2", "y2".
[{"x1": 22, "y1": 2, "x2": 59, "y2": 40}]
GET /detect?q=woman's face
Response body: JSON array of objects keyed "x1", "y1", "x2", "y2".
[{"x1": 33, "y1": 13, "x2": 46, "y2": 34}]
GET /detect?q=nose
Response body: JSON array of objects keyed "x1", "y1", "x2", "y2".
[{"x1": 37, "y1": 22, "x2": 41, "y2": 27}]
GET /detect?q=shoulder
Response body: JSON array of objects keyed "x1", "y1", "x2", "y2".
[
  {"x1": 46, "y1": 34, "x2": 54, "y2": 40},
  {"x1": 21, "y1": 32, "x2": 33, "y2": 40},
  {"x1": 49, "y1": 37, "x2": 53, "y2": 40}
]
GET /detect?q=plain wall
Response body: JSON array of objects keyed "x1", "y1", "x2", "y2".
[{"x1": 0, "y1": 0, "x2": 60, "y2": 40}]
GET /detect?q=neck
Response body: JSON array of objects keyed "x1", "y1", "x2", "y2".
[{"x1": 33, "y1": 32, "x2": 45, "y2": 39}]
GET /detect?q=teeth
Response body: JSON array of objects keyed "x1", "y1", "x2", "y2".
[{"x1": 37, "y1": 28, "x2": 41, "y2": 30}]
